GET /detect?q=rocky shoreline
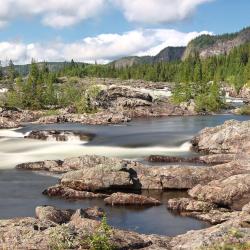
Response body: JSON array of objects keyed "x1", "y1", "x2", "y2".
[
  {"x1": 4, "y1": 119, "x2": 248, "y2": 249},
  {"x1": 0, "y1": 84, "x2": 199, "y2": 129}
]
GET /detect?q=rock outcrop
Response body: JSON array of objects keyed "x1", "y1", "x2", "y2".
[
  {"x1": 1, "y1": 205, "x2": 250, "y2": 249},
  {"x1": 0, "y1": 206, "x2": 171, "y2": 250},
  {"x1": 104, "y1": 192, "x2": 161, "y2": 206},
  {"x1": 191, "y1": 120, "x2": 250, "y2": 154},
  {"x1": 25, "y1": 130, "x2": 94, "y2": 142},
  {"x1": 0, "y1": 107, "x2": 42, "y2": 128},
  {"x1": 189, "y1": 174, "x2": 250, "y2": 209},
  {"x1": 43, "y1": 184, "x2": 109, "y2": 199},
  {"x1": 36, "y1": 111, "x2": 131, "y2": 125}
]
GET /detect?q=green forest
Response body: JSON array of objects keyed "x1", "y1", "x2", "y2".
[{"x1": 2, "y1": 42, "x2": 250, "y2": 112}]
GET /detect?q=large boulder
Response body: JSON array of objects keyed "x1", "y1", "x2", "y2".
[
  {"x1": 139, "y1": 158, "x2": 250, "y2": 190},
  {"x1": 36, "y1": 206, "x2": 104, "y2": 223},
  {"x1": 104, "y1": 192, "x2": 161, "y2": 206},
  {"x1": 189, "y1": 174, "x2": 250, "y2": 209},
  {"x1": 96, "y1": 85, "x2": 153, "y2": 109},
  {"x1": 60, "y1": 165, "x2": 138, "y2": 192},
  {"x1": 191, "y1": 120, "x2": 250, "y2": 154},
  {"x1": 167, "y1": 197, "x2": 241, "y2": 224},
  {"x1": 35, "y1": 206, "x2": 74, "y2": 224}
]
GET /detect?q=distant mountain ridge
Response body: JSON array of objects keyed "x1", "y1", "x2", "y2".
[
  {"x1": 111, "y1": 47, "x2": 186, "y2": 69},
  {"x1": 3, "y1": 26, "x2": 250, "y2": 73},
  {"x1": 112, "y1": 26, "x2": 250, "y2": 68},
  {"x1": 183, "y1": 27, "x2": 250, "y2": 59}
]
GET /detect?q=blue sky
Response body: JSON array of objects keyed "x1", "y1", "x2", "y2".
[{"x1": 0, "y1": 0, "x2": 249, "y2": 64}]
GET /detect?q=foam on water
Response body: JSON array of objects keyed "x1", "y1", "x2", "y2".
[
  {"x1": 0, "y1": 128, "x2": 24, "y2": 138},
  {"x1": 0, "y1": 135, "x2": 192, "y2": 169}
]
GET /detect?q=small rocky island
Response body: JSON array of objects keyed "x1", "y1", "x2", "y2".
[{"x1": 1, "y1": 119, "x2": 249, "y2": 249}]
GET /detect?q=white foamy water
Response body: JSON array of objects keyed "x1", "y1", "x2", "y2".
[
  {"x1": 0, "y1": 134, "x2": 191, "y2": 169},
  {"x1": 0, "y1": 128, "x2": 25, "y2": 138}
]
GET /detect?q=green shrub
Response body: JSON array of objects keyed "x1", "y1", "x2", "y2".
[{"x1": 86, "y1": 216, "x2": 114, "y2": 250}]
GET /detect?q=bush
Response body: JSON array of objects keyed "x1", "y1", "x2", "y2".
[{"x1": 86, "y1": 216, "x2": 114, "y2": 250}]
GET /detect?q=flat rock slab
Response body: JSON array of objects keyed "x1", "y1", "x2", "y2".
[
  {"x1": 104, "y1": 192, "x2": 161, "y2": 206},
  {"x1": 43, "y1": 184, "x2": 109, "y2": 199}
]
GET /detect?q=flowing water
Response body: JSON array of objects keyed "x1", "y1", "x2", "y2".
[{"x1": 0, "y1": 114, "x2": 249, "y2": 236}]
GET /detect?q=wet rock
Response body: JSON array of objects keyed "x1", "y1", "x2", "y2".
[
  {"x1": 167, "y1": 198, "x2": 216, "y2": 212},
  {"x1": 190, "y1": 210, "x2": 242, "y2": 225},
  {"x1": 16, "y1": 160, "x2": 64, "y2": 173},
  {"x1": 167, "y1": 197, "x2": 241, "y2": 224},
  {"x1": 104, "y1": 192, "x2": 161, "y2": 206},
  {"x1": 35, "y1": 206, "x2": 74, "y2": 224},
  {"x1": 25, "y1": 130, "x2": 94, "y2": 142},
  {"x1": 191, "y1": 120, "x2": 250, "y2": 154},
  {"x1": 189, "y1": 174, "x2": 250, "y2": 209},
  {"x1": 43, "y1": 184, "x2": 109, "y2": 199},
  {"x1": 81, "y1": 206, "x2": 105, "y2": 220},
  {"x1": 148, "y1": 155, "x2": 203, "y2": 164}
]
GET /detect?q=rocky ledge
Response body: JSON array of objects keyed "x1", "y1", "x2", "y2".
[
  {"x1": 0, "y1": 84, "x2": 200, "y2": 128},
  {"x1": 1, "y1": 205, "x2": 250, "y2": 249},
  {"x1": 0, "y1": 107, "x2": 42, "y2": 128},
  {"x1": 0, "y1": 206, "x2": 171, "y2": 250},
  {"x1": 191, "y1": 120, "x2": 250, "y2": 155}
]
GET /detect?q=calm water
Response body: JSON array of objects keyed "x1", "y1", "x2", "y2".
[{"x1": 0, "y1": 114, "x2": 249, "y2": 236}]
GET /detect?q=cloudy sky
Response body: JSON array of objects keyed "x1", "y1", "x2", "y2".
[{"x1": 0, "y1": 0, "x2": 249, "y2": 64}]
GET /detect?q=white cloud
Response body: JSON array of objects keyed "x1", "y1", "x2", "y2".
[
  {"x1": 0, "y1": 0, "x2": 105, "y2": 28},
  {"x1": 0, "y1": 29, "x2": 212, "y2": 65},
  {"x1": 0, "y1": 0, "x2": 214, "y2": 28},
  {"x1": 112, "y1": 0, "x2": 213, "y2": 24}
]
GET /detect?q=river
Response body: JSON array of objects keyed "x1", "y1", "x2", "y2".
[{"x1": 0, "y1": 114, "x2": 249, "y2": 236}]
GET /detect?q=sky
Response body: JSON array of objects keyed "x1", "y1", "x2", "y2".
[{"x1": 0, "y1": 0, "x2": 249, "y2": 65}]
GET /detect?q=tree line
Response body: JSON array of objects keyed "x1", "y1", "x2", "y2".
[{"x1": 2, "y1": 42, "x2": 250, "y2": 112}]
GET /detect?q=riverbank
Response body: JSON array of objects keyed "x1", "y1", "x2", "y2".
[{"x1": 0, "y1": 116, "x2": 249, "y2": 249}]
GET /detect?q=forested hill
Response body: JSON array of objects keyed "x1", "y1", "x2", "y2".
[
  {"x1": 112, "y1": 26, "x2": 250, "y2": 68},
  {"x1": 111, "y1": 47, "x2": 186, "y2": 69},
  {"x1": 183, "y1": 27, "x2": 250, "y2": 59}
]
